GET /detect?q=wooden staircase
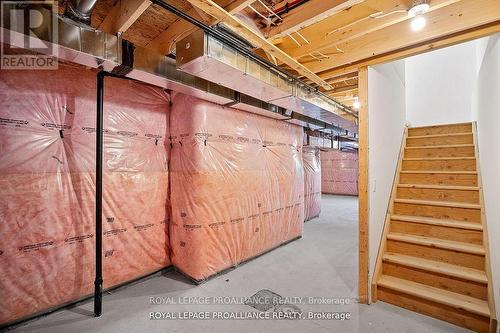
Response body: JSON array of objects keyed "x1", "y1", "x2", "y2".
[{"x1": 372, "y1": 122, "x2": 497, "y2": 333}]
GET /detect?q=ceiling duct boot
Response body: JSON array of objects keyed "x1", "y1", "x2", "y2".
[{"x1": 65, "y1": 0, "x2": 99, "y2": 25}]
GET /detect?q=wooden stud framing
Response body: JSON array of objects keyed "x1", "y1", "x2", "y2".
[{"x1": 357, "y1": 66, "x2": 369, "y2": 304}]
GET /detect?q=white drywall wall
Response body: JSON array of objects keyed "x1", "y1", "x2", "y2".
[
  {"x1": 472, "y1": 34, "x2": 500, "y2": 320},
  {"x1": 367, "y1": 35, "x2": 500, "y2": 316},
  {"x1": 367, "y1": 60, "x2": 406, "y2": 287},
  {"x1": 405, "y1": 41, "x2": 477, "y2": 126}
]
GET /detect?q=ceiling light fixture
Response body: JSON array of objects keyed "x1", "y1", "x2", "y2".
[
  {"x1": 408, "y1": 0, "x2": 429, "y2": 32},
  {"x1": 410, "y1": 15, "x2": 426, "y2": 31},
  {"x1": 353, "y1": 99, "x2": 361, "y2": 110}
]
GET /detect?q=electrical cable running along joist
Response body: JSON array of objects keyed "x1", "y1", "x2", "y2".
[{"x1": 149, "y1": 0, "x2": 356, "y2": 118}]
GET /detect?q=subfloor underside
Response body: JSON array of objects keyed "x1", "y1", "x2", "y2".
[{"x1": 10, "y1": 195, "x2": 467, "y2": 333}]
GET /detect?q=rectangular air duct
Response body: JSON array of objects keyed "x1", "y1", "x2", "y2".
[
  {"x1": 176, "y1": 30, "x2": 358, "y2": 133},
  {"x1": 0, "y1": 5, "x2": 354, "y2": 134}
]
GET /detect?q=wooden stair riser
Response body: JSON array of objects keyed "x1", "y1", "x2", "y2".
[
  {"x1": 386, "y1": 240, "x2": 485, "y2": 270},
  {"x1": 383, "y1": 262, "x2": 488, "y2": 300},
  {"x1": 399, "y1": 173, "x2": 478, "y2": 186},
  {"x1": 402, "y1": 159, "x2": 476, "y2": 171},
  {"x1": 405, "y1": 146, "x2": 475, "y2": 158},
  {"x1": 408, "y1": 123, "x2": 473, "y2": 136},
  {"x1": 374, "y1": 123, "x2": 495, "y2": 332},
  {"x1": 396, "y1": 187, "x2": 480, "y2": 204},
  {"x1": 406, "y1": 133, "x2": 473, "y2": 147},
  {"x1": 390, "y1": 221, "x2": 483, "y2": 245},
  {"x1": 377, "y1": 288, "x2": 490, "y2": 333},
  {"x1": 393, "y1": 202, "x2": 481, "y2": 222}
]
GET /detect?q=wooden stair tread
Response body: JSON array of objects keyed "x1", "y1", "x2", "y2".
[
  {"x1": 405, "y1": 144, "x2": 474, "y2": 149},
  {"x1": 394, "y1": 198, "x2": 481, "y2": 209},
  {"x1": 387, "y1": 233, "x2": 485, "y2": 255},
  {"x1": 397, "y1": 184, "x2": 479, "y2": 191},
  {"x1": 407, "y1": 132, "x2": 473, "y2": 139},
  {"x1": 383, "y1": 252, "x2": 487, "y2": 284},
  {"x1": 391, "y1": 214, "x2": 483, "y2": 231},
  {"x1": 400, "y1": 171, "x2": 477, "y2": 174},
  {"x1": 403, "y1": 157, "x2": 476, "y2": 161},
  {"x1": 377, "y1": 275, "x2": 490, "y2": 317},
  {"x1": 409, "y1": 122, "x2": 473, "y2": 129}
]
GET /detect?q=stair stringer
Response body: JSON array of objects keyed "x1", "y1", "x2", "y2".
[
  {"x1": 472, "y1": 121, "x2": 497, "y2": 332},
  {"x1": 371, "y1": 126, "x2": 408, "y2": 302}
]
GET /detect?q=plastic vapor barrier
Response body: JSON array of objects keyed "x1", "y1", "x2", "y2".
[
  {"x1": 308, "y1": 135, "x2": 335, "y2": 149},
  {"x1": 321, "y1": 149, "x2": 358, "y2": 195},
  {"x1": 0, "y1": 64, "x2": 171, "y2": 326},
  {"x1": 169, "y1": 92, "x2": 304, "y2": 282},
  {"x1": 303, "y1": 147, "x2": 321, "y2": 221}
]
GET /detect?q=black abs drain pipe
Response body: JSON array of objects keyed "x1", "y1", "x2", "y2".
[
  {"x1": 93, "y1": 66, "x2": 137, "y2": 317},
  {"x1": 94, "y1": 70, "x2": 105, "y2": 317}
]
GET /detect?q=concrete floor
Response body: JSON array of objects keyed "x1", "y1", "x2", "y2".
[{"x1": 10, "y1": 195, "x2": 467, "y2": 333}]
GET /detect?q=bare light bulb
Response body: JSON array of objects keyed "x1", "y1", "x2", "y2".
[
  {"x1": 411, "y1": 15, "x2": 426, "y2": 31},
  {"x1": 353, "y1": 100, "x2": 361, "y2": 109}
]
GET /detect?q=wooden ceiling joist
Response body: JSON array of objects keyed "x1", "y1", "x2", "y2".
[
  {"x1": 279, "y1": 0, "x2": 461, "y2": 60},
  {"x1": 265, "y1": 0, "x2": 365, "y2": 40},
  {"x1": 305, "y1": 0, "x2": 500, "y2": 74},
  {"x1": 224, "y1": 0, "x2": 256, "y2": 13},
  {"x1": 326, "y1": 72, "x2": 359, "y2": 85},
  {"x1": 184, "y1": 0, "x2": 334, "y2": 89},
  {"x1": 98, "y1": 0, "x2": 152, "y2": 34},
  {"x1": 329, "y1": 84, "x2": 358, "y2": 94},
  {"x1": 146, "y1": 0, "x2": 254, "y2": 54},
  {"x1": 318, "y1": 15, "x2": 500, "y2": 81}
]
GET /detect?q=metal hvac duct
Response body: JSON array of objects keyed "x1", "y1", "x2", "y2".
[
  {"x1": 176, "y1": 30, "x2": 358, "y2": 133},
  {"x1": 0, "y1": 4, "x2": 354, "y2": 135},
  {"x1": 65, "y1": 0, "x2": 99, "y2": 24}
]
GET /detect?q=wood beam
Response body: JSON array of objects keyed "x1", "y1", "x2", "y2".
[
  {"x1": 306, "y1": 0, "x2": 500, "y2": 74},
  {"x1": 326, "y1": 72, "x2": 359, "y2": 85},
  {"x1": 98, "y1": 0, "x2": 151, "y2": 34},
  {"x1": 336, "y1": 95, "x2": 358, "y2": 102},
  {"x1": 265, "y1": 0, "x2": 365, "y2": 40},
  {"x1": 224, "y1": 0, "x2": 255, "y2": 13},
  {"x1": 146, "y1": 0, "x2": 254, "y2": 54},
  {"x1": 330, "y1": 88, "x2": 358, "y2": 96},
  {"x1": 280, "y1": 0, "x2": 459, "y2": 60},
  {"x1": 358, "y1": 66, "x2": 369, "y2": 304},
  {"x1": 184, "y1": 0, "x2": 333, "y2": 89},
  {"x1": 318, "y1": 18, "x2": 500, "y2": 81},
  {"x1": 329, "y1": 84, "x2": 358, "y2": 94},
  {"x1": 320, "y1": 66, "x2": 359, "y2": 81}
]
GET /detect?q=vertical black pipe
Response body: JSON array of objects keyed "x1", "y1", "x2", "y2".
[{"x1": 94, "y1": 71, "x2": 105, "y2": 317}]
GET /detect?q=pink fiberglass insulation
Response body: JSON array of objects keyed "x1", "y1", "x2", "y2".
[
  {"x1": 321, "y1": 149, "x2": 358, "y2": 195},
  {"x1": 169, "y1": 92, "x2": 304, "y2": 282},
  {"x1": 303, "y1": 147, "x2": 321, "y2": 221},
  {"x1": 0, "y1": 64, "x2": 171, "y2": 325}
]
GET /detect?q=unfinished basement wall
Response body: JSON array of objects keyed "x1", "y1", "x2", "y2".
[
  {"x1": 0, "y1": 64, "x2": 171, "y2": 326},
  {"x1": 169, "y1": 92, "x2": 304, "y2": 282},
  {"x1": 405, "y1": 41, "x2": 477, "y2": 127},
  {"x1": 472, "y1": 33, "x2": 500, "y2": 320},
  {"x1": 367, "y1": 60, "x2": 406, "y2": 286},
  {"x1": 320, "y1": 149, "x2": 358, "y2": 195},
  {"x1": 303, "y1": 147, "x2": 321, "y2": 221}
]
